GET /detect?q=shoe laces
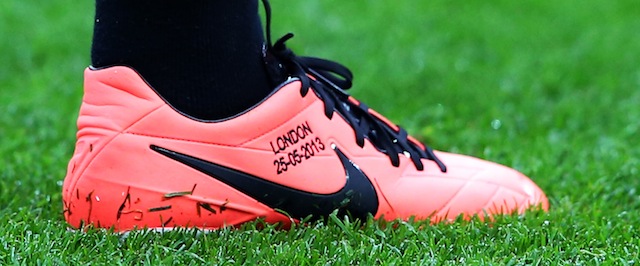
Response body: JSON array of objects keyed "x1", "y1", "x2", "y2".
[{"x1": 261, "y1": 0, "x2": 446, "y2": 172}]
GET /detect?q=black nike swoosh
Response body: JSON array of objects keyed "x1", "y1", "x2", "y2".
[{"x1": 150, "y1": 144, "x2": 379, "y2": 221}]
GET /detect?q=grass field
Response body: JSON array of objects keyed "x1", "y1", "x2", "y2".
[{"x1": 1, "y1": 0, "x2": 640, "y2": 264}]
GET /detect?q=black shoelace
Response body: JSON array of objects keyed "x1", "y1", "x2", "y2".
[{"x1": 261, "y1": 0, "x2": 446, "y2": 172}]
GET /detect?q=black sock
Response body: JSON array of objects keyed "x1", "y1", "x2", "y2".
[{"x1": 91, "y1": 0, "x2": 275, "y2": 120}]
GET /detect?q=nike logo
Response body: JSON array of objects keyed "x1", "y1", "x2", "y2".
[{"x1": 150, "y1": 144, "x2": 379, "y2": 221}]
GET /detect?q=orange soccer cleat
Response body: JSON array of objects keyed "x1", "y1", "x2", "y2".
[{"x1": 62, "y1": 1, "x2": 547, "y2": 232}]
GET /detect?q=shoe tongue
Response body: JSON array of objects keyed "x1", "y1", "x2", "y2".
[{"x1": 262, "y1": 44, "x2": 288, "y2": 87}]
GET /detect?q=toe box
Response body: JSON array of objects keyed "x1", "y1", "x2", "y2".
[{"x1": 376, "y1": 151, "x2": 548, "y2": 221}]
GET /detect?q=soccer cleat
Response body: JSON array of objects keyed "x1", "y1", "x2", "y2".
[
  {"x1": 62, "y1": 1, "x2": 547, "y2": 231},
  {"x1": 61, "y1": 66, "x2": 548, "y2": 231}
]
